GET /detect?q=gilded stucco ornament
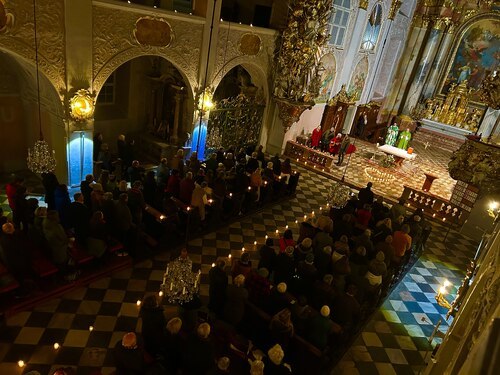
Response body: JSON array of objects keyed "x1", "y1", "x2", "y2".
[
  {"x1": 358, "y1": 0, "x2": 369, "y2": 10},
  {"x1": 238, "y1": 33, "x2": 262, "y2": 56},
  {"x1": 133, "y1": 17, "x2": 173, "y2": 47},
  {"x1": 388, "y1": 0, "x2": 402, "y2": 20},
  {"x1": 69, "y1": 89, "x2": 95, "y2": 122},
  {"x1": 448, "y1": 140, "x2": 500, "y2": 196},
  {"x1": 479, "y1": 70, "x2": 500, "y2": 110},
  {"x1": 272, "y1": 0, "x2": 333, "y2": 131}
]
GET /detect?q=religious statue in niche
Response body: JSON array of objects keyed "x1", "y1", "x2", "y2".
[
  {"x1": 385, "y1": 123, "x2": 399, "y2": 146},
  {"x1": 0, "y1": 0, "x2": 14, "y2": 34},
  {"x1": 443, "y1": 18, "x2": 500, "y2": 102},
  {"x1": 396, "y1": 129, "x2": 412, "y2": 150}
]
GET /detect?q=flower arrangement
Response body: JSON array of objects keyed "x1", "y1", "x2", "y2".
[{"x1": 380, "y1": 155, "x2": 396, "y2": 169}]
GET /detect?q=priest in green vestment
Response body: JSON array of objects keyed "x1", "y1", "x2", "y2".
[
  {"x1": 385, "y1": 124, "x2": 399, "y2": 146},
  {"x1": 396, "y1": 129, "x2": 412, "y2": 150}
]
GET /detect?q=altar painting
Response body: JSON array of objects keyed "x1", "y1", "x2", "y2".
[
  {"x1": 348, "y1": 57, "x2": 368, "y2": 101},
  {"x1": 443, "y1": 19, "x2": 500, "y2": 102},
  {"x1": 316, "y1": 54, "x2": 336, "y2": 103}
]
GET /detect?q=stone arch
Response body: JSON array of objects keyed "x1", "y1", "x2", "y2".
[
  {"x1": 93, "y1": 49, "x2": 196, "y2": 103},
  {"x1": 0, "y1": 47, "x2": 67, "y2": 180},
  {"x1": 211, "y1": 58, "x2": 269, "y2": 104}
]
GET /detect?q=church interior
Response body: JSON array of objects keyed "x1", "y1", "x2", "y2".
[{"x1": 0, "y1": 0, "x2": 499, "y2": 374}]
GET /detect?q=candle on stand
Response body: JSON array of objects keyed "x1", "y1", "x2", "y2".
[
  {"x1": 228, "y1": 254, "x2": 232, "y2": 259},
  {"x1": 170, "y1": 282, "x2": 173, "y2": 291},
  {"x1": 183, "y1": 287, "x2": 186, "y2": 294},
  {"x1": 162, "y1": 274, "x2": 166, "y2": 285},
  {"x1": 285, "y1": 225, "x2": 288, "y2": 229},
  {"x1": 265, "y1": 235, "x2": 268, "y2": 240}
]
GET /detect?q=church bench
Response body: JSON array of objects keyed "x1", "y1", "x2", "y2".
[
  {"x1": 0, "y1": 262, "x2": 20, "y2": 295},
  {"x1": 69, "y1": 244, "x2": 95, "y2": 266},
  {"x1": 31, "y1": 251, "x2": 59, "y2": 278}
]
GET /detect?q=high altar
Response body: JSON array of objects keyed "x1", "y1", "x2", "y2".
[{"x1": 415, "y1": 81, "x2": 483, "y2": 140}]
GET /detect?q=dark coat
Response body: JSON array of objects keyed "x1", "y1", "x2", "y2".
[
  {"x1": 113, "y1": 340, "x2": 145, "y2": 375},
  {"x1": 208, "y1": 266, "x2": 228, "y2": 315},
  {"x1": 258, "y1": 244, "x2": 277, "y2": 272},
  {"x1": 182, "y1": 334, "x2": 215, "y2": 375},
  {"x1": 274, "y1": 253, "x2": 295, "y2": 285},
  {"x1": 140, "y1": 305, "x2": 166, "y2": 357},
  {"x1": 70, "y1": 202, "x2": 90, "y2": 244},
  {"x1": 223, "y1": 285, "x2": 248, "y2": 326}
]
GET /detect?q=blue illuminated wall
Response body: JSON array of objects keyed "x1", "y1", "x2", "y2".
[
  {"x1": 191, "y1": 119, "x2": 207, "y2": 160},
  {"x1": 68, "y1": 131, "x2": 93, "y2": 187}
]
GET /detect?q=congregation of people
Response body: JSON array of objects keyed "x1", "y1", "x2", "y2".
[{"x1": 111, "y1": 181, "x2": 429, "y2": 374}]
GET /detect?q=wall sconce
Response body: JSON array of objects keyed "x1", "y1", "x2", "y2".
[
  {"x1": 198, "y1": 87, "x2": 214, "y2": 113},
  {"x1": 435, "y1": 280, "x2": 452, "y2": 311},
  {"x1": 69, "y1": 89, "x2": 95, "y2": 121}
]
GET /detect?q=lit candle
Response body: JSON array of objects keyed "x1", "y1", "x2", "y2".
[
  {"x1": 160, "y1": 215, "x2": 165, "y2": 220},
  {"x1": 136, "y1": 300, "x2": 141, "y2": 306},
  {"x1": 285, "y1": 225, "x2": 288, "y2": 229},
  {"x1": 187, "y1": 206, "x2": 191, "y2": 211},
  {"x1": 242, "y1": 247, "x2": 245, "y2": 252},
  {"x1": 89, "y1": 326, "x2": 94, "y2": 331},
  {"x1": 295, "y1": 220, "x2": 298, "y2": 224},
  {"x1": 275, "y1": 229, "x2": 279, "y2": 235},
  {"x1": 254, "y1": 241, "x2": 257, "y2": 245},
  {"x1": 18, "y1": 360, "x2": 25, "y2": 368},
  {"x1": 265, "y1": 235, "x2": 268, "y2": 240},
  {"x1": 183, "y1": 287, "x2": 186, "y2": 294},
  {"x1": 229, "y1": 193, "x2": 233, "y2": 198},
  {"x1": 194, "y1": 280, "x2": 197, "y2": 288},
  {"x1": 248, "y1": 186, "x2": 251, "y2": 191},
  {"x1": 212, "y1": 263, "x2": 215, "y2": 267},
  {"x1": 53, "y1": 343, "x2": 60, "y2": 350},
  {"x1": 312, "y1": 211, "x2": 315, "y2": 216},
  {"x1": 228, "y1": 254, "x2": 232, "y2": 259},
  {"x1": 170, "y1": 282, "x2": 173, "y2": 290},
  {"x1": 304, "y1": 215, "x2": 307, "y2": 220},
  {"x1": 159, "y1": 291, "x2": 163, "y2": 297},
  {"x1": 442, "y1": 218, "x2": 446, "y2": 222}
]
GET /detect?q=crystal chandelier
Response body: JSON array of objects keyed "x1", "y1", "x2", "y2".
[
  {"x1": 26, "y1": 0, "x2": 56, "y2": 174},
  {"x1": 161, "y1": 254, "x2": 201, "y2": 304},
  {"x1": 27, "y1": 140, "x2": 56, "y2": 174},
  {"x1": 326, "y1": 182, "x2": 352, "y2": 208}
]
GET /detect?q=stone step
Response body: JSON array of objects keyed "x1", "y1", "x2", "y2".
[{"x1": 413, "y1": 128, "x2": 464, "y2": 153}]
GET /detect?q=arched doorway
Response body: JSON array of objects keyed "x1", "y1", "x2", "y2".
[
  {"x1": 93, "y1": 55, "x2": 194, "y2": 164},
  {"x1": 0, "y1": 49, "x2": 66, "y2": 183},
  {"x1": 205, "y1": 65, "x2": 266, "y2": 157}
]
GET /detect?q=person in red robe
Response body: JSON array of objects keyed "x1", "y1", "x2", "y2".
[
  {"x1": 329, "y1": 133, "x2": 342, "y2": 155},
  {"x1": 311, "y1": 126, "x2": 322, "y2": 149}
]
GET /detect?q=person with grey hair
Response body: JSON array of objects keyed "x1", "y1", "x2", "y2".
[
  {"x1": 179, "y1": 171, "x2": 195, "y2": 205},
  {"x1": 183, "y1": 323, "x2": 215, "y2": 374},
  {"x1": 223, "y1": 274, "x2": 248, "y2": 326}
]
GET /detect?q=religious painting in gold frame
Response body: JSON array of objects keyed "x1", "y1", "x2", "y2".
[{"x1": 440, "y1": 16, "x2": 500, "y2": 104}]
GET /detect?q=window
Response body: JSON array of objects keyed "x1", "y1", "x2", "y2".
[
  {"x1": 97, "y1": 72, "x2": 116, "y2": 105},
  {"x1": 361, "y1": 3, "x2": 383, "y2": 51},
  {"x1": 328, "y1": 0, "x2": 351, "y2": 47}
]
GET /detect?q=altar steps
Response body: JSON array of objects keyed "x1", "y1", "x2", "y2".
[{"x1": 413, "y1": 128, "x2": 464, "y2": 153}]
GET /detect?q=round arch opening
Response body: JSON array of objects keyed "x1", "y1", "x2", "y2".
[
  {"x1": 0, "y1": 48, "x2": 66, "y2": 184},
  {"x1": 93, "y1": 55, "x2": 194, "y2": 166},
  {"x1": 202, "y1": 64, "x2": 267, "y2": 158}
]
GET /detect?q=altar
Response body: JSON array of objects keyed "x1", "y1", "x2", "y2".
[
  {"x1": 377, "y1": 144, "x2": 417, "y2": 167},
  {"x1": 421, "y1": 119, "x2": 473, "y2": 141}
]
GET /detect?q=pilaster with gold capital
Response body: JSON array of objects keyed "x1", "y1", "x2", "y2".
[
  {"x1": 388, "y1": 0, "x2": 402, "y2": 20},
  {"x1": 358, "y1": 0, "x2": 368, "y2": 10}
]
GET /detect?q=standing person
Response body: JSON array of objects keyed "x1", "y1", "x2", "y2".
[
  {"x1": 336, "y1": 134, "x2": 351, "y2": 166},
  {"x1": 12, "y1": 185, "x2": 28, "y2": 231},
  {"x1": 183, "y1": 323, "x2": 215, "y2": 374},
  {"x1": 258, "y1": 238, "x2": 277, "y2": 273},
  {"x1": 358, "y1": 182, "x2": 374, "y2": 207},
  {"x1": 208, "y1": 260, "x2": 228, "y2": 317},
  {"x1": 80, "y1": 174, "x2": 94, "y2": 208},
  {"x1": 127, "y1": 181, "x2": 145, "y2": 226},
  {"x1": 41, "y1": 172, "x2": 59, "y2": 210},
  {"x1": 156, "y1": 158, "x2": 169, "y2": 191},
  {"x1": 140, "y1": 294, "x2": 166, "y2": 358},
  {"x1": 70, "y1": 193, "x2": 90, "y2": 245},
  {"x1": 54, "y1": 184, "x2": 72, "y2": 229},
  {"x1": 191, "y1": 181, "x2": 208, "y2": 222},
  {"x1": 124, "y1": 139, "x2": 135, "y2": 169},
  {"x1": 311, "y1": 125, "x2": 322, "y2": 149},
  {"x1": 6, "y1": 175, "x2": 24, "y2": 211},
  {"x1": 179, "y1": 172, "x2": 195, "y2": 205},
  {"x1": 43, "y1": 210, "x2": 70, "y2": 270},
  {"x1": 117, "y1": 134, "x2": 127, "y2": 161},
  {"x1": 0, "y1": 223, "x2": 31, "y2": 297},
  {"x1": 113, "y1": 332, "x2": 145, "y2": 375},
  {"x1": 170, "y1": 149, "x2": 185, "y2": 177},
  {"x1": 223, "y1": 274, "x2": 248, "y2": 327},
  {"x1": 165, "y1": 169, "x2": 181, "y2": 199},
  {"x1": 113, "y1": 193, "x2": 134, "y2": 256},
  {"x1": 93, "y1": 132, "x2": 103, "y2": 162},
  {"x1": 392, "y1": 224, "x2": 412, "y2": 267},
  {"x1": 355, "y1": 113, "x2": 368, "y2": 138}
]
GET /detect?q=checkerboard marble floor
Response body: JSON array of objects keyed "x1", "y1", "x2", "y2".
[
  {"x1": 0, "y1": 166, "x2": 477, "y2": 375},
  {"x1": 333, "y1": 224, "x2": 478, "y2": 375},
  {"x1": 294, "y1": 138, "x2": 458, "y2": 202}
]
